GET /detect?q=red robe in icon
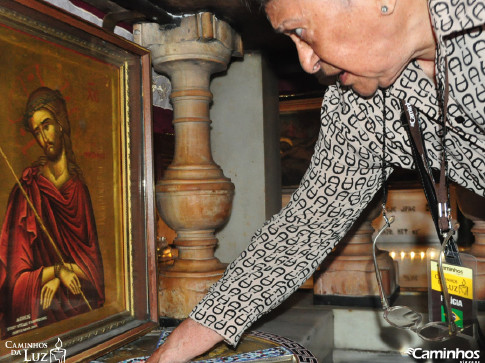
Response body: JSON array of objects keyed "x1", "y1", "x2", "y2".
[{"x1": 0, "y1": 166, "x2": 104, "y2": 337}]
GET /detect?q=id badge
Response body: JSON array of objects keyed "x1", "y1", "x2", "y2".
[{"x1": 427, "y1": 249, "x2": 477, "y2": 337}]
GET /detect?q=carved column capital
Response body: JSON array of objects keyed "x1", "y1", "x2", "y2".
[{"x1": 135, "y1": 13, "x2": 243, "y2": 74}]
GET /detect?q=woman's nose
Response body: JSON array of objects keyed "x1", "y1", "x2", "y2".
[{"x1": 295, "y1": 41, "x2": 319, "y2": 74}]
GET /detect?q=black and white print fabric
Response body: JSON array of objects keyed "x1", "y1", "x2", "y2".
[{"x1": 190, "y1": 0, "x2": 485, "y2": 346}]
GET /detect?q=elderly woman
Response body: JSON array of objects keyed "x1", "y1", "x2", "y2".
[{"x1": 149, "y1": 1, "x2": 484, "y2": 362}]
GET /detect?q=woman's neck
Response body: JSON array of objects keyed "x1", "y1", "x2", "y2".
[{"x1": 408, "y1": 0, "x2": 437, "y2": 80}]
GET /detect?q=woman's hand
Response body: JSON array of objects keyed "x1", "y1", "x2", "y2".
[
  {"x1": 147, "y1": 318, "x2": 224, "y2": 363},
  {"x1": 40, "y1": 277, "x2": 60, "y2": 309}
]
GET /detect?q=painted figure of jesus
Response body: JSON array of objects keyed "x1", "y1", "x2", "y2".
[{"x1": 0, "y1": 87, "x2": 105, "y2": 337}]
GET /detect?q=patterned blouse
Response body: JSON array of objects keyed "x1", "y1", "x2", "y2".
[{"x1": 190, "y1": 0, "x2": 485, "y2": 346}]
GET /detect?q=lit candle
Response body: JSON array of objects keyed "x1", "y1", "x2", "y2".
[
  {"x1": 400, "y1": 251, "x2": 405, "y2": 261},
  {"x1": 420, "y1": 251, "x2": 425, "y2": 261},
  {"x1": 410, "y1": 251, "x2": 415, "y2": 261},
  {"x1": 390, "y1": 251, "x2": 396, "y2": 260}
]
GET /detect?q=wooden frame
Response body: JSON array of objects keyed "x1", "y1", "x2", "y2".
[
  {"x1": 279, "y1": 97, "x2": 323, "y2": 113},
  {"x1": 0, "y1": 1, "x2": 157, "y2": 361}
]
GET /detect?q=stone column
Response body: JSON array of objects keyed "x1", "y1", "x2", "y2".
[
  {"x1": 134, "y1": 14, "x2": 243, "y2": 318},
  {"x1": 314, "y1": 202, "x2": 399, "y2": 306}
]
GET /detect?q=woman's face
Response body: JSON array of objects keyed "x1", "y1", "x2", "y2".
[{"x1": 266, "y1": 0, "x2": 412, "y2": 97}]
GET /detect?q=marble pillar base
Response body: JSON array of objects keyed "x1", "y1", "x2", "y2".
[
  {"x1": 158, "y1": 266, "x2": 226, "y2": 318},
  {"x1": 313, "y1": 254, "x2": 399, "y2": 307},
  {"x1": 313, "y1": 202, "x2": 399, "y2": 307}
]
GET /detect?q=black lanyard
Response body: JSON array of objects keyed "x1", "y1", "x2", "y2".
[
  {"x1": 401, "y1": 58, "x2": 461, "y2": 265},
  {"x1": 399, "y1": 61, "x2": 461, "y2": 265}
]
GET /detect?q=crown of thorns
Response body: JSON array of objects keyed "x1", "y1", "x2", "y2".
[{"x1": 24, "y1": 90, "x2": 64, "y2": 122}]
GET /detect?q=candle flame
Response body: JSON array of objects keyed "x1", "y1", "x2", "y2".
[{"x1": 162, "y1": 247, "x2": 172, "y2": 259}]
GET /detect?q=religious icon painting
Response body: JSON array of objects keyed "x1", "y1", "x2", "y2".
[{"x1": 0, "y1": 1, "x2": 157, "y2": 361}]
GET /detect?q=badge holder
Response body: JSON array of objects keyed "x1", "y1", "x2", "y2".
[{"x1": 426, "y1": 246, "x2": 477, "y2": 338}]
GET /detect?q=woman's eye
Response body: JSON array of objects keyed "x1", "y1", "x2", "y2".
[{"x1": 294, "y1": 28, "x2": 303, "y2": 38}]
